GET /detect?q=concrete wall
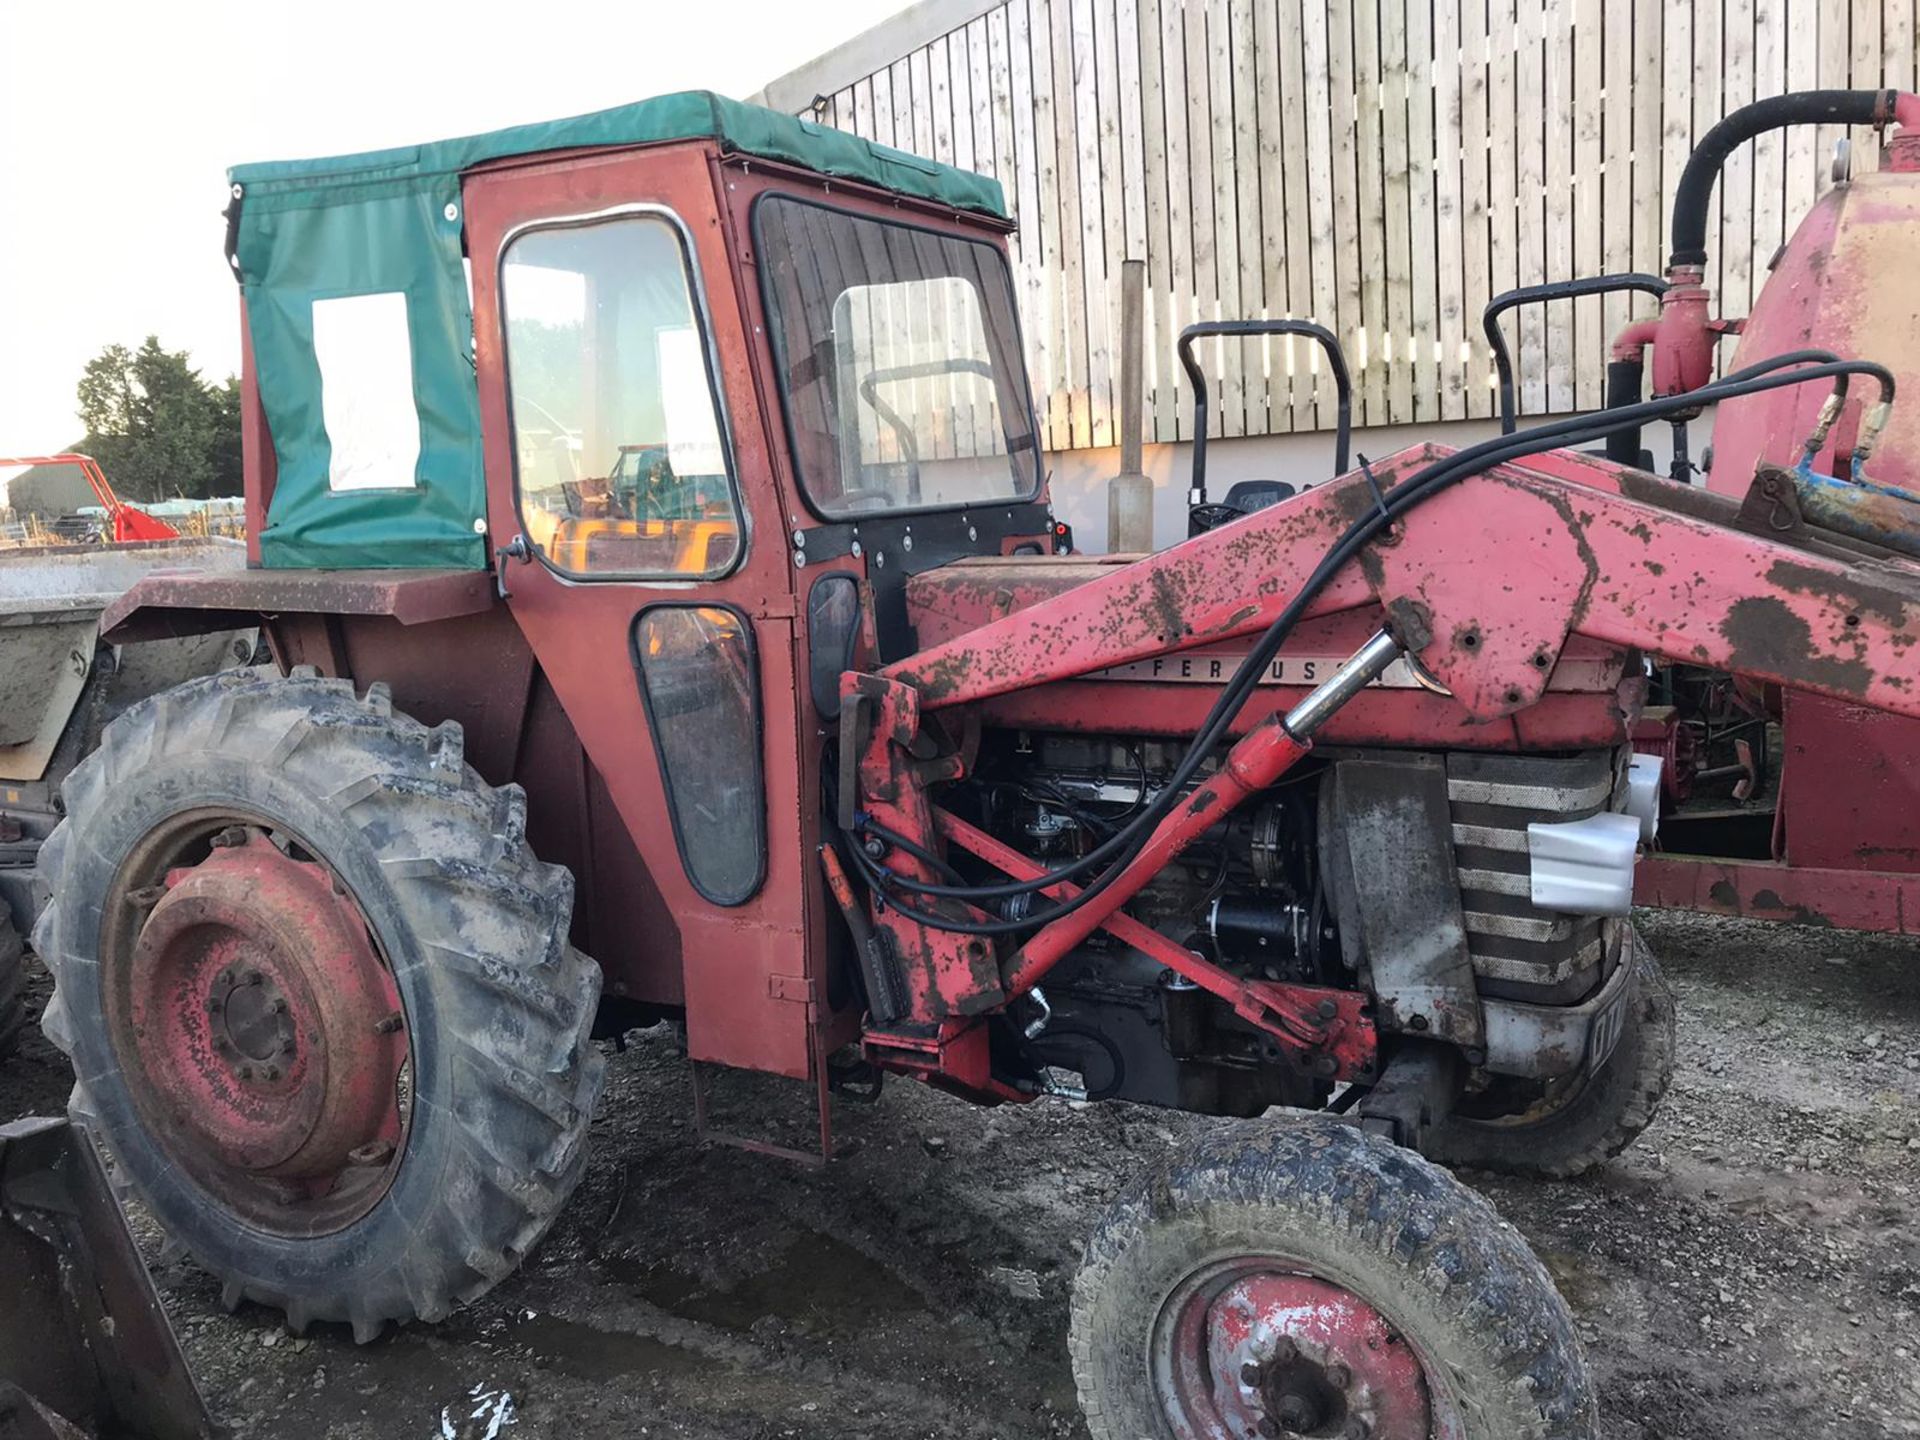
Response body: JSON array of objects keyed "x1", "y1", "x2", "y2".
[{"x1": 1047, "y1": 411, "x2": 1718, "y2": 553}]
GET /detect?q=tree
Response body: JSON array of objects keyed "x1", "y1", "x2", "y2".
[{"x1": 75, "y1": 338, "x2": 241, "y2": 502}]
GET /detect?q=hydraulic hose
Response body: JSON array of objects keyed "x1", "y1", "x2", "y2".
[
  {"x1": 1670, "y1": 90, "x2": 1901, "y2": 267},
  {"x1": 854, "y1": 354, "x2": 1888, "y2": 937}
]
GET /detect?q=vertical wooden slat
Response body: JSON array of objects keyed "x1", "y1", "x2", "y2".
[
  {"x1": 1784, "y1": 2, "x2": 1819, "y2": 216},
  {"x1": 1024, "y1": 0, "x2": 1065, "y2": 448},
  {"x1": 1600, "y1": 0, "x2": 1633, "y2": 372},
  {"x1": 868, "y1": 60, "x2": 895, "y2": 149},
  {"x1": 1460, "y1": 0, "x2": 1493, "y2": 415},
  {"x1": 1850, "y1": 0, "x2": 1883, "y2": 172},
  {"x1": 1382, "y1": 2, "x2": 1417, "y2": 422},
  {"x1": 988, "y1": 11, "x2": 1019, "y2": 212},
  {"x1": 1752, "y1": 0, "x2": 1786, "y2": 299},
  {"x1": 891, "y1": 57, "x2": 915, "y2": 152},
  {"x1": 1279, "y1": 0, "x2": 1323, "y2": 431},
  {"x1": 1254, "y1": 0, "x2": 1291, "y2": 427},
  {"x1": 1572, "y1": 0, "x2": 1602, "y2": 410},
  {"x1": 1098, "y1": 0, "x2": 1135, "y2": 449},
  {"x1": 1076, "y1": 0, "x2": 1117, "y2": 446},
  {"x1": 1407, "y1": 1, "x2": 1436, "y2": 419},
  {"x1": 1814, "y1": 0, "x2": 1852, "y2": 198},
  {"x1": 1162, "y1": 0, "x2": 1197, "y2": 441},
  {"x1": 1303, "y1": 0, "x2": 1345, "y2": 429},
  {"x1": 1629, "y1": 3, "x2": 1664, "y2": 302},
  {"x1": 1434, "y1": 0, "x2": 1469, "y2": 421},
  {"x1": 1136, "y1": 0, "x2": 1175, "y2": 442},
  {"x1": 1887, "y1": 0, "x2": 1919, "y2": 92},
  {"x1": 1657, "y1": 0, "x2": 1691, "y2": 285},
  {"x1": 1515, "y1": 0, "x2": 1546, "y2": 416},
  {"x1": 1183, "y1": 0, "x2": 1221, "y2": 437},
  {"x1": 1354, "y1": 0, "x2": 1389, "y2": 424},
  {"x1": 1542, "y1": 0, "x2": 1573, "y2": 413},
  {"x1": 1203, "y1": 0, "x2": 1246, "y2": 437},
  {"x1": 1685, "y1": 0, "x2": 1722, "y2": 309},
  {"x1": 854, "y1": 75, "x2": 876, "y2": 143},
  {"x1": 1230, "y1": 0, "x2": 1265, "y2": 434},
  {"x1": 1721, "y1": 0, "x2": 1756, "y2": 316},
  {"x1": 1048, "y1": 0, "x2": 1093, "y2": 448},
  {"x1": 1488, "y1": 0, "x2": 1518, "y2": 411}
]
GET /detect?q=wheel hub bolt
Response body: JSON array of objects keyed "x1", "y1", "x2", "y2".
[
  {"x1": 1241, "y1": 1362, "x2": 1262, "y2": 1386},
  {"x1": 1270, "y1": 1337, "x2": 1297, "y2": 1364},
  {"x1": 1326, "y1": 1363, "x2": 1351, "y2": 1389},
  {"x1": 1255, "y1": 1421, "x2": 1278, "y2": 1439}
]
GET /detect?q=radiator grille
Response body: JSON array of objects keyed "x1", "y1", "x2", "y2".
[{"x1": 1446, "y1": 748, "x2": 1625, "y2": 1001}]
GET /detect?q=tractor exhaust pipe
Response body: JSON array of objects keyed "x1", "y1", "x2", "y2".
[{"x1": 0, "y1": 1118, "x2": 214, "y2": 1440}]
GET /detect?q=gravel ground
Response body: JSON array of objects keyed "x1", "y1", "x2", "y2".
[{"x1": 4, "y1": 907, "x2": 1918, "y2": 1439}]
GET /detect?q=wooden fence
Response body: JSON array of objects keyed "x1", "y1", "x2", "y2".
[{"x1": 798, "y1": 0, "x2": 1920, "y2": 451}]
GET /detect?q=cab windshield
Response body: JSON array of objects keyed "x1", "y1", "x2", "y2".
[{"x1": 755, "y1": 196, "x2": 1042, "y2": 519}]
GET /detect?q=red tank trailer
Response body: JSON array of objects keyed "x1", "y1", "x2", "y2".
[{"x1": 14, "y1": 88, "x2": 1920, "y2": 1437}]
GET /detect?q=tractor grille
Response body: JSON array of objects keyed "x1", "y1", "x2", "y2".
[{"x1": 1446, "y1": 748, "x2": 1626, "y2": 1003}]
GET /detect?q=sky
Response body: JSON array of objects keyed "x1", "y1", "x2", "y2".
[{"x1": 0, "y1": 0, "x2": 902, "y2": 456}]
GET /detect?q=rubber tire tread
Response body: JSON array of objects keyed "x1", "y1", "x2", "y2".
[
  {"x1": 34, "y1": 667, "x2": 605, "y2": 1340},
  {"x1": 1070, "y1": 1117, "x2": 1597, "y2": 1440},
  {"x1": 0, "y1": 897, "x2": 24, "y2": 1061},
  {"x1": 1423, "y1": 927, "x2": 1675, "y2": 1181}
]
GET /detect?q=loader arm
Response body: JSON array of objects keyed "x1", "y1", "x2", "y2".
[{"x1": 882, "y1": 441, "x2": 1920, "y2": 725}]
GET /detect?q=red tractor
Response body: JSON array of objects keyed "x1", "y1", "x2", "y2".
[{"x1": 24, "y1": 89, "x2": 1920, "y2": 1437}]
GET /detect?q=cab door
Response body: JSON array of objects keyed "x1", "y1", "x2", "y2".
[{"x1": 464, "y1": 142, "x2": 816, "y2": 1079}]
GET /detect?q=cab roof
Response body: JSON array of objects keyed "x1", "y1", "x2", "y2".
[{"x1": 229, "y1": 89, "x2": 1008, "y2": 220}]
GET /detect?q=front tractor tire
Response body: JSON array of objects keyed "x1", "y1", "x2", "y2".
[
  {"x1": 1071, "y1": 1119, "x2": 1596, "y2": 1440},
  {"x1": 1422, "y1": 929, "x2": 1675, "y2": 1181},
  {"x1": 35, "y1": 668, "x2": 604, "y2": 1340}
]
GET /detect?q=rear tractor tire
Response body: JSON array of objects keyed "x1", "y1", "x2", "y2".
[
  {"x1": 1422, "y1": 928, "x2": 1675, "y2": 1181},
  {"x1": 0, "y1": 896, "x2": 26, "y2": 1061},
  {"x1": 1071, "y1": 1118, "x2": 1597, "y2": 1440},
  {"x1": 35, "y1": 667, "x2": 605, "y2": 1341}
]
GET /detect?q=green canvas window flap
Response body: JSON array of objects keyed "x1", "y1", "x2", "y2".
[{"x1": 231, "y1": 90, "x2": 1008, "y2": 571}]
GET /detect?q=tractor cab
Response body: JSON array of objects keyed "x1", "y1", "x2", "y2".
[{"x1": 104, "y1": 92, "x2": 1061, "y2": 1096}]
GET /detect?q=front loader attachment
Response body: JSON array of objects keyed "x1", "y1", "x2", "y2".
[{"x1": 0, "y1": 1118, "x2": 214, "y2": 1440}]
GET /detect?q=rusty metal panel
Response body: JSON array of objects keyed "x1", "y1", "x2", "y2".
[
  {"x1": 1322, "y1": 757, "x2": 1485, "y2": 1049},
  {"x1": 1780, "y1": 692, "x2": 1920, "y2": 874},
  {"x1": 1635, "y1": 852, "x2": 1920, "y2": 931},
  {"x1": 101, "y1": 566, "x2": 496, "y2": 642},
  {"x1": 0, "y1": 1119, "x2": 213, "y2": 1440}
]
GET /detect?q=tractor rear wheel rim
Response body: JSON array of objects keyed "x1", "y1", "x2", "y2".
[
  {"x1": 102, "y1": 814, "x2": 410, "y2": 1235},
  {"x1": 1152, "y1": 1257, "x2": 1457, "y2": 1440}
]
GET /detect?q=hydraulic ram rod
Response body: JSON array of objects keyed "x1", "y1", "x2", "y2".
[{"x1": 1004, "y1": 631, "x2": 1402, "y2": 978}]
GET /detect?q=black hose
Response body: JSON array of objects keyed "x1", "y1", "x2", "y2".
[
  {"x1": 854, "y1": 354, "x2": 1886, "y2": 937},
  {"x1": 1670, "y1": 90, "x2": 1897, "y2": 267}
]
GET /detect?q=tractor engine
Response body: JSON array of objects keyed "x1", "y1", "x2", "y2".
[{"x1": 954, "y1": 727, "x2": 1634, "y2": 1117}]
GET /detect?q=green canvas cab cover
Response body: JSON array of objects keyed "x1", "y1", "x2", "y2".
[{"x1": 230, "y1": 90, "x2": 1008, "y2": 569}]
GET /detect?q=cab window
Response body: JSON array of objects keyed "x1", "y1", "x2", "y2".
[
  {"x1": 501, "y1": 213, "x2": 740, "y2": 577},
  {"x1": 754, "y1": 196, "x2": 1041, "y2": 519}
]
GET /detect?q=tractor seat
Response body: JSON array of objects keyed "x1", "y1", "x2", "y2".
[{"x1": 1188, "y1": 480, "x2": 1298, "y2": 536}]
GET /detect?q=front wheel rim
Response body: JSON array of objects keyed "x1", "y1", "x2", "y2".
[{"x1": 1151, "y1": 1256, "x2": 1462, "y2": 1440}]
